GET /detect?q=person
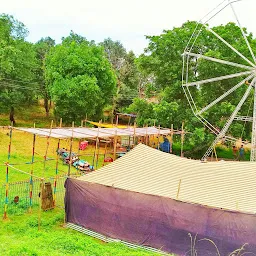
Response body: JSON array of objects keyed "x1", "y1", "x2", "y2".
[
  {"x1": 232, "y1": 145, "x2": 238, "y2": 160},
  {"x1": 238, "y1": 145, "x2": 245, "y2": 161}
]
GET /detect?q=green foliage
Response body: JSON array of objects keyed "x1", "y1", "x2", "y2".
[
  {"x1": 0, "y1": 14, "x2": 38, "y2": 116},
  {"x1": 46, "y1": 33, "x2": 116, "y2": 122},
  {"x1": 100, "y1": 38, "x2": 140, "y2": 111}
]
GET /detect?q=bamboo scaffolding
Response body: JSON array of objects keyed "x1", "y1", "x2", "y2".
[
  {"x1": 68, "y1": 122, "x2": 75, "y2": 176},
  {"x1": 3, "y1": 124, "x2": 13, "y2": 219},
  {"x1": 29, "y1": 134, "x2": 36, "y2": 213},
  {"x1": 53, "y1": 139, "x2": 60, "y2": 207}
]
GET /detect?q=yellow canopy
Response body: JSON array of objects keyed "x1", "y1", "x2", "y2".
[{"x1": 86, "y1": 121, "x2": 128, "y2": 128}]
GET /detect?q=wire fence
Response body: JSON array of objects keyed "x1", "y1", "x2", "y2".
[{"x1": 0, "y1": 176, "x2": 67, "y2": 216}]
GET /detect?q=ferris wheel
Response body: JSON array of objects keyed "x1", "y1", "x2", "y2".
[{"x1": 182, "y1": 0, "x2": 256, "y2": 161}]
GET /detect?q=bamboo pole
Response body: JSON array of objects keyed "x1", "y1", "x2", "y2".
[
  {"x1": 43, "y1": 120, "x2": 53, "y2": 178},
  {"x1": 38, "y1": 179, "x2": 44, "y2": 230},
  {"x1": 92, "y1": 120, "x2": 101, "y2": 169},
  {"x1": 3, "y1": 124, "x2": 13, "y2": 219},
  {"x1": 29, "y1": 134, "x2": 36, "y2": 213},
  {"x1": 102, "y1": 142, "x2": 108, "y2": 167},
  {"x1": 133, "y1": 122, "x2": 136, "y2": 147},
  {"x1": 170, "y1": 124, "x2": 173, "y2": 153},
  {"x1": 181, "y1": 122, "x2": 184, "y2": 157},
  {"x1": 95, "y1": 120, "x2": 102, "y2": 169},
  {"x1": 53, "y1": 139, "x2": 60, "y2": 207},
  {"x1": 81, "y1": 120, "x2": 83, "y2": 128},
  {"x1": 157, "y1": 125, "x2": 161, "y2": 150},
  {"x1": 145, "y1": 124, "x2": 148, "y2": 146},
  {"x1": 113, "y1": 130, "x2": 118, "y2": 161},
  {"x1": 176, "y1": 179, "x2": 182, "y2": 200},
  {"x1": 59, "y1": 118, "x2": 62, "y2": 128},
  {"x1": 68, "y1": 121, "x2": 75, "y2": 176}
]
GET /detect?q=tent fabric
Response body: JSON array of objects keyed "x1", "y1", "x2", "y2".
[
  {"x1": 86, "y1": 121, "x2": 128, "y2": 128},
  {"x1": 78, "y1": 144, "x2": 256, "y2": 214},
  {"x1": 65, "y1": 178, "x2": 256, "y2": 255},
  {"x1": 16, "y1": 127, "x2": 172, "y2": 139}
]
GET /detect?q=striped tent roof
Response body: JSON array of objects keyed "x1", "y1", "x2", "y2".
[{"x1": 78, "y1": 144, "x2": 256, "y2": 214}]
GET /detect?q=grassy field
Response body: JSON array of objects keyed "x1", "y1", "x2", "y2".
[
  {"x1": 0, "y1": 209, "x2": 162, "y2": 256},
  {"x1": 0, "y1": 127, "x2": 109, "y2": 183},
  {"x1": 0, "y1": 124, "x2": 163, "y2": 255}
]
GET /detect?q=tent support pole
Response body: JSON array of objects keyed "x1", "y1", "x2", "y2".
[
  {"x1": 3, "y1": 123, "x2": 13, "y2": 220},
  {"x1": 68, "y1": 122, "x2": 74, "y2": 176},
  {"x1": 29, "y1": 134, "x2": 36, "y2": 213},
  {"x1": 176, "y1": 179, "x2": 182, "y2": 200}
]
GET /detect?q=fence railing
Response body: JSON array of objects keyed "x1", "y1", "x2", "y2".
[{"x1": 0, "y1": 176, "x2": 67, "y2": 216}]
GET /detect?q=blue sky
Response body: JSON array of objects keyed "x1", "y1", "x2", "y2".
[{"x1": 2, "y1": 0, "x2": 255, "y2": 55}]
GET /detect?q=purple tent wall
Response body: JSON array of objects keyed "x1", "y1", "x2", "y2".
[{"x1": 65, "y1": 178, "x2": 256, "y2": 255}]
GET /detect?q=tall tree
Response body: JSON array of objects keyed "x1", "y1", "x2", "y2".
[
  {"x1": 0, "y1": 14, "x2": 37, "y2": 124},
  {"x1": 100, "y1": 38, "x2": 140, "y2": 117},
  {"x1": 45, "y1": 32, "x2": 116, "y2": 123},
  {"x1": 35, "y1": 37, "x2": 55, "y2": 116}
]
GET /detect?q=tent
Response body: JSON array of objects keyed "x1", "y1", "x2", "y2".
[{"x1": 65, "y1": 144, "x2": 256, "y2": 255}]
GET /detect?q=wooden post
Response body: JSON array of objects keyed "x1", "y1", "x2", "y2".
[
  {"x1": 81, "y1": 120, "x2": 83, "y2": 127},
  {"x1": 145, "y1": 124, "x2": 148, "y2": 146},
  {"x1": 92, "y1": 120, "x2": 101, "y2": 169},
  {"x1": 68, "y1": 121, "x2": 74, "y2": 176},
  {"x1": 176, "y1": 179, "x2": 182, "y2": 200},
  {"x1": 115, "y1": 114, "x2": 119, "y2": 127},
  {"x1": 133, "y1": 122, "x2": 136, "y2": 147},
  {"x1": 59, "y1": 118, "x2": 62, "y2": 128},
  {"x1": 170, "y1": 124, "x2": 173, "y2": 153},
  {"x1": 29, "y1": 134, "x2": 36, "y2": 213},
  {"x1": 38, "y1": 179, "x2": 44, "y2": 230},
  {"x1": 3, "y1": 124, "x2": 13, "y2": 219},
  {"x1": 53, "y1": 139, "x2": 60, "y2": 207},
  {"x1": 181, "y1": 122, "x2": 184, "y2": 157},
  {"x1": 102, "y1": 142, "x2": 108, "y2": 167},
  {"x1": 157, "y1": 125, "x2": 161, "y2": 150},
  {"x1": 113, "y1": 130, "x2": 118, "y2": 160},
  {"x1": 43, "y1": 120, "x2": 53, "y2": 178}
]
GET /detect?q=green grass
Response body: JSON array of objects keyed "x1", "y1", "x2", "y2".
[
  {"x1": 0, "y1": 103, "x2": 55, "y2": 128},
  {"x1": 0, "y1": 209, "x2": 162, "y2": 256},
  {"x1": 0, "y1": 128, "x2": 109, "y2": 183}
]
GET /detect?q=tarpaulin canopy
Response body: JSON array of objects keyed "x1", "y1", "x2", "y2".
[
  {"x1": 78, "y1": 144, "x2": 256, "y2": 214},
  {"x1": 16, "y1": 127, "x2": 173, "y2": 139},
  {"x1": 85, "y1": 121, "x2": 128, "y2": 128},
  {"x1": 65, "y1": 144, "x2": 256, "y2": 255}
]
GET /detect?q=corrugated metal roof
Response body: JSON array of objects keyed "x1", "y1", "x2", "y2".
[{"x1": 78, "y1": 144, "x2": 256, "y2": 214}]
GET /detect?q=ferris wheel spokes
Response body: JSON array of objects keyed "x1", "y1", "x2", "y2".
[
  {"x1": 183, "y1": 70, "x2": 253, "y2": 87},
  {"x1": 202, "y1": 77, "x2": 256, "y2": 160},
  {"x1": 203, "y1": 24, "x2": 256, "y2": 67},
  {"x1": 229, "y1": 1, "x2": 256, "y2": 64},
  {"x1": 183, "y1": 52, "x2": 254, "y2": 70},
  {"x1": 197, "y1": 74, "x2": 255, "y2": 115}
]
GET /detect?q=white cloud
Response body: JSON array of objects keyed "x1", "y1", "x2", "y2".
[{"x1": 1, "y1": 0, "x2": 256, "y2": 54}]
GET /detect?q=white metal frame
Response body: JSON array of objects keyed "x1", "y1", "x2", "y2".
[{"x1": 182, "y1": 0, "x2": 256, "y2": 161}]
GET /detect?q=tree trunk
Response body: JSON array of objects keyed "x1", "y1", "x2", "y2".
[
  {"x1": 111, "y1": 80, "x2": 121, "y2": 124},
  {"x1": 44, "y1": 96, "x2": 49, "y2": 117},
  {"x1": 9, "y1": 106, "x2": 16, "y2": 126}
]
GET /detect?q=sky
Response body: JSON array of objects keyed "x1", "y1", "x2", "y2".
[{"x1": 1, "y1": 0, "x2": 256, "y2": 55}]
